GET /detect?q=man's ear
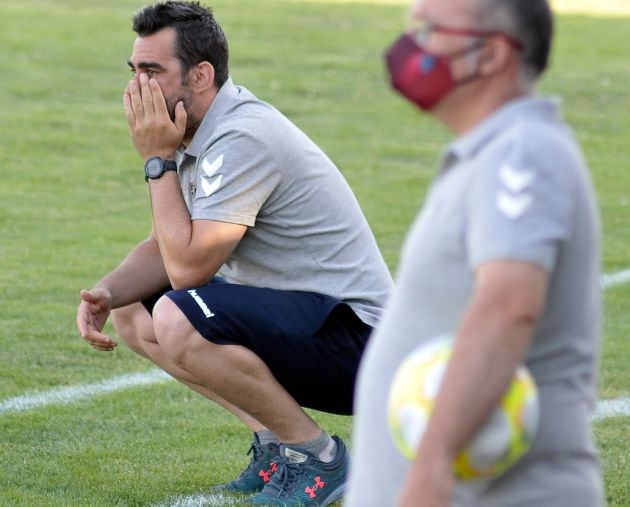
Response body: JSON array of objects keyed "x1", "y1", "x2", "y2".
[
  {"x1": 477, "y1": 36, "x2": 514, "y2": 77},
  {"x1": 188, "y1": 61, "x2": 216, "y2": 91}
]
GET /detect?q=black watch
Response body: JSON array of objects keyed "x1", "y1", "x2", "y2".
[{"x1": 144, "y1": 157, "x2": 177, "y2": 182}]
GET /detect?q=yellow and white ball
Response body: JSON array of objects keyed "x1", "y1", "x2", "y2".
[{"x1": 387, "y1": 335, "x2": 539, "y2": 480}]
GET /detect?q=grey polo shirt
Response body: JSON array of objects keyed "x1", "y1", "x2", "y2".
[
  {"x1": 174, "y1": 78, "x2": 393, "y2": 327},
  {"x1": 346, "y1": 97, "x2": 603, "y2": 507}
]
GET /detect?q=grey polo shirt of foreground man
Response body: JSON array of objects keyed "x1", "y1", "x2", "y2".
[{"x1": 346, "y1": 96, "x2": 604, "y2": 507}]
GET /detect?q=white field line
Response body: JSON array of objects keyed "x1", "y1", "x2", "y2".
[
  {"x1": 0, "y1": 369, "x2": 172, "y2": 414},
  {"x1": 0, "y1": 270, "x2": 628, "y2": 419},
  {"x1": 600, "y1": 269, "x2": 630, "y2": 289},
  {"x1": 592, "y1": 397, "x2": 630, "y2": 422},
  {"x1": 1, "y1": 364, "x2": 624, "y2": 421},
  {"x1": 153, "y1": 492, "x2": 243, "y2": 507}
]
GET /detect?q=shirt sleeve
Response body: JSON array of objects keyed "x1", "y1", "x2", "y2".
[
  {"x1": 466, "y1": 129, "x2": 574, "y2": 273},
  {"x1": 189, "y1": 128, "x2": 281, "y2": 226}
]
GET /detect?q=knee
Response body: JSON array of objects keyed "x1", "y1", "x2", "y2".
[
  {"x1": 111, "y1": 305, "x2": 135, "y2": 338},
  {"x1": 111, "y1": 304, "x2": 154, "y2": 356},
  {"x1": 152, "y1": 296, "x2": 197, "y2": 367}
]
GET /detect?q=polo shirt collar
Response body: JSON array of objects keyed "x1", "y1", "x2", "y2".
[
  {"x1": 183, "y1": 77, "x2": 239, "y2": 158},
  {"x1": 439, "y1": 96, "x2": 562, "y2": 173}
]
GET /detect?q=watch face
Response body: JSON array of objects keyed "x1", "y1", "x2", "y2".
[{"x1": 146, "y1": 158, "x2": 164, "y2": 179}]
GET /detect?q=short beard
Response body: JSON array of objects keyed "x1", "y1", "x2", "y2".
[
  {"x1": 165, "y1": 86, "x2": 200, "y2": 142},
  {"x1": 165, "y1": 88, "x2": 192, "y2": 123}
]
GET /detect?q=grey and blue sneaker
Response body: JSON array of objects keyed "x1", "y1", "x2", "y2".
[
  {"x1": 249, "y1": 436, "x2": 349, "y2": 506},
  {"x1": 212, "y1": 437, "x2": 280, "y2": 494}
]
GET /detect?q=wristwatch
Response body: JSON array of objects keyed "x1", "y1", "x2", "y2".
[{"x1": 144, "y1": 157, "x2": 177, "y2": 182}]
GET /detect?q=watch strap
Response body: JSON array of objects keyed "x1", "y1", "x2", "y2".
[{"x1": 144, "y1": 157, "x2": 178, "y2": 182}]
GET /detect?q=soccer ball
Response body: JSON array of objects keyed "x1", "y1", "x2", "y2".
[{"x1": 387, "y1": 335, "x2": 539, "y2": 480}]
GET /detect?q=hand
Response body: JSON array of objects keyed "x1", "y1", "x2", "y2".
[
  {"x1": 123, "y1": 73, "x2": 187, "y2": 160},
  {"x1": 76, "y1": 288, "x2": 118, "y2": 351}
]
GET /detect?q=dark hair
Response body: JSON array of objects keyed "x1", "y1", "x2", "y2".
[
  {"x1": 132, "y1": 1, "x2": 229, "y2": 87},
  {"x1": 477, "y1": 0, "x2": 554, "y2": 79}
]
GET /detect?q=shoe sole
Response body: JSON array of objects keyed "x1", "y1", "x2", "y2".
[
  {"x1": 249, "y1": 483, "x2": 345, "y2": 506},
  {"x1": 311, "y1": 482, "x2": 346, "y2": 506}
]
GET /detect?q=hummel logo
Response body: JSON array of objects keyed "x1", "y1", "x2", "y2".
[
  {"x1": 499, "y1": 163, "x2": 535, "y2": 193},
  {"x1": 186, "y1": 289, "x2": 215, "y2": 318},
  {"x1": 496, "y1": 163, "x2": 535, "y2": 220},
  {"x1": 198, "y1": 154, "x2": 224, "y2": 198},
  {"x1": 305, "y1": 476, "x2": 325, "y2": 499},
  {"x1": 497, "y1": 191, "x2": 533, "y2": 220}
]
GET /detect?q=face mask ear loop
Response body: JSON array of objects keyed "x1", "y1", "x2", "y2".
[
  {"x1": 465, "y1": 38, "x2": 485, "y2": 74},
  {"x1": 451, "y1": 38, "x2": 486, "y2": 87}
]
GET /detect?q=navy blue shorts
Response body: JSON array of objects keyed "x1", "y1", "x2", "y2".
[{"x1": 142, "y1": 280, "x2": 372, "y2": 415}]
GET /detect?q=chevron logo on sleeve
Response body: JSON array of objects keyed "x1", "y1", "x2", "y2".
[
  {"x1": 197, "y1": 154, "x2": 224, "y2": 198},
  {"x1": 496, "y1": 163, "x2": 535, "y2": 219}
]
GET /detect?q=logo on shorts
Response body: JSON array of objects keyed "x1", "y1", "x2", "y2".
[{"x1": 187, "y1": 290, "x2": 215, "y2": 318}]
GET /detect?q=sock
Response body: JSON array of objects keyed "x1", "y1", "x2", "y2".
[
  {"x1": 255, "y1": 429, "x2": 280, "y2": 446},
  {"x1": 291, "y1": 431, "x2": 337, "y2": 463}
]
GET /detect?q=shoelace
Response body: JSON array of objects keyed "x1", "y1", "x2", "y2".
[
  {"x1": 263, "y1": 457, "x2": 302, "y2": 497},
  {"x1": 235, "y1": 442, "x2": 263, "y2": 478},
  {"x1": 248, "y1": 442, "x2": 263, "y2": 459}
]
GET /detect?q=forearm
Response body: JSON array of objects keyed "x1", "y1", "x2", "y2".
[
  {"x1": 94, "y1": 236, "x2": 169, "y2": 309},
  {"x1": 148, "y1": 173, "x2": 200, "y2": 288},
  {"x1": 148, "y1": 174, "x2": 245, "y2": 289},
  {"x1": 419, "y1": 306, "x2": 535, "y2": 463},
  {"x1": 148, "y1": 173, "x2": 192, "y2": 255},
  {"x1": 415, "y1": 262, "x2": 546, "y2": 466}
]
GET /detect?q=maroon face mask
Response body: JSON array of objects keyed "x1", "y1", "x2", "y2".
[
  {"x1": 385, "y1": 30, "x2": 521, "y2": 111},
  {"x1": 385, "y1": 33, "x2": 475, "y2": 111},
  {"x1": 385, "y1": 34, "x2": 455, "y2": 111}
]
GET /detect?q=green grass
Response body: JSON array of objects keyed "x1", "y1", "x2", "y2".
[{"x1": 0, "y1": 0, "x2": 629, "y2": 505}]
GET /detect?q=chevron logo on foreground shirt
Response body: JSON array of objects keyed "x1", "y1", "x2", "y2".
[{"x1": 496, "y1": 163, "x2": 535, "y2": 220}]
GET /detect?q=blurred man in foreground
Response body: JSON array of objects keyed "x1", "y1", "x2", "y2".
[{"x1": 346, "y1": 0, "x2": 604, "y2": 505}]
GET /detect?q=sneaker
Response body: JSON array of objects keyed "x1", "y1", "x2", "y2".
[
  {"x1": 249, "y1": 435, "x2": 349, "y2": 506},
  {"x1": 212, "y1": 438, "x2": 281, "y2": 494}
]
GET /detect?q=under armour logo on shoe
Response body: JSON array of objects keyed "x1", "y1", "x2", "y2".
[
  {"x1": 258, "y1": 462, "x2": 278, "y2": 483},
  {"x1": 305, "y1": 476, "x2": 326, "y2": 498}
]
